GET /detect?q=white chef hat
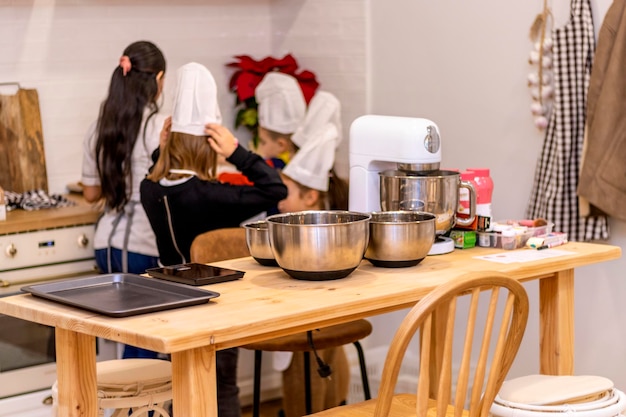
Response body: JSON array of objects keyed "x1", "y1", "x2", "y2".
[
  {"x1": 256, "y1": 72, "x2": 306, "y2": 134},
  {"x1": 282, "y1": 123, "x2": 338, "y2": 192},
  {"x1": 171, "y1": 62, "x2": 222, "y2": 136},
  {"x1": 292, "y1": 91, "x2": 342, "y2": 148}
]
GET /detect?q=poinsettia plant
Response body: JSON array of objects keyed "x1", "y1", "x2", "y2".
[{"x1": 227, "y1": 54, "x2": 319, "y2": 146}]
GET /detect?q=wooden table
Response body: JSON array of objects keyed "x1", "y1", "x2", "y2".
[{"x1": 0, "y1": 241, "x2": 620, "y2": 417}]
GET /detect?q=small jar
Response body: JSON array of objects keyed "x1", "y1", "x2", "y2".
[{"x1": 501, "y1": 229, "x2": 517, "y2": 250}]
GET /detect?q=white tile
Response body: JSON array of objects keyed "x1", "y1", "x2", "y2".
[{"x1": 1, "y1": 0, "x2": 365, "y2": 193}]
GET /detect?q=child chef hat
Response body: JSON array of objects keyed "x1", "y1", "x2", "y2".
[
  {"x1": 171, "y1": 62, "x2": 222, "y2": 136},
  {"x1": 256, "y1": 72, "x2": 306, "y2": 134},
  {"x1": 292, "y1": 91, "x2": 342, "y2": 149},
  {"x1": 282, "y1": 123, "x2": 338, "y2": 192}
]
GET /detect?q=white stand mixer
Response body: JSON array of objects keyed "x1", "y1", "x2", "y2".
[{"x1": 348, "y1": 114, "x2": 457, "y2": 255}]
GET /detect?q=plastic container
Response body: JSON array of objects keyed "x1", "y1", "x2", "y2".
[{"x1": 477, "y1": 220, "x2": 554, "y2": 249}]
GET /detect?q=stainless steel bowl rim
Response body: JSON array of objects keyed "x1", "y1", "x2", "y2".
[
  {"x1": 379, "y1": 169, "x2": 460, "y2": 179},
  {"x1": 243, "y1": 220, "x2": 268, "y2": 230},
  {"x1": 266, "y1": 210, "x2": 371, "y2": 226},
  {"x1": 370, "y1": 211, "x2": 437, "y2": 224}
]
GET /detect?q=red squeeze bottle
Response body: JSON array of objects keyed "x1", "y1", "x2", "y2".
[{"x1": 466, "y1": 168, "x2": 493, "y2": 231}]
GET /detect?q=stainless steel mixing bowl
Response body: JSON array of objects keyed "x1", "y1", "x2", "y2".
[
  {"x1": 265, "y1": 210, "x2": 371, "y2": 280},
  {"x1": 243, "y1": 221, "x2": 277, "y2": 266},
  {"x1": 379, "y1": 169, "x2": 475, "y2": 235},
  {"x1": 365, "y1": 211, "x2": 436, "y2": 267}
]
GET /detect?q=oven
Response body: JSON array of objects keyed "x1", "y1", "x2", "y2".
[{"x1": 0, "y1": 221, "x2": 119, "y2": 416}]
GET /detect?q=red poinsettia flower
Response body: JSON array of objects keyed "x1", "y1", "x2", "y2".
[
  {"x1": 226, "y1": 54, "x2": 320, "y2": 147},
  {"x1": 227, "y1": 54, "x2": 319, "y2": 104}
]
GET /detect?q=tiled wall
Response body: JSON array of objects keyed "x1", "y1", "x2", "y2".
[
  {"x1": 270, "y1": 0, "x2": 368, "y2": 176},
  {"x1": 0, "y1": 0, "x2": 366, "y2": 193}
]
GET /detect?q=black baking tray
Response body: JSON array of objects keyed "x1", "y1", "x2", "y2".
[
  {"x1": 146, "y1": 263, "x2": 245, "y2": 286},
  {"x1": 21, "y1": 274, "x2": 220, "y2": 317}
]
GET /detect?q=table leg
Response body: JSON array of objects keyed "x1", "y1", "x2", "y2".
[
  {"x1": 56, "y1": 328, "x2": 98, "y2": 417},
  {"x1": 172, "y1": 345, "x2": 217, "y2": 417},
  {"x1": 539, "y1": 269, "x2": 575, "y2": 375}
]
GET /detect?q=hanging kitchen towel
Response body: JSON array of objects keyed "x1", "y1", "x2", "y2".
[
  {"x1": 0, "y1": 83, "x2": 48, "y2": 193},
  {"x1": 526, "y1": 0, "x2": 608, "y2": 242}
]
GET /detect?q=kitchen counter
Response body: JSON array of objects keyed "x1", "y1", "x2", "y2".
[
  {"x1": 0, "y1": 241, "x2": 620, "y2": 417},
  {"x1": 0, "y1": 194, "x2": 101, "y2": 234}
]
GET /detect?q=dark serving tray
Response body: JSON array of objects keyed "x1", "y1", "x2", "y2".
[
  {"x1": 21, "y1": 274, "x2": 220, "y2": 317},
  {"x1": 146, "y1": 263, "x2": 245, "y2": 286}
]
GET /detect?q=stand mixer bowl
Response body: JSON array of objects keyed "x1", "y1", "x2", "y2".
[{"x1": 379, "y1": 169, "x2": 475, "y2": 235}]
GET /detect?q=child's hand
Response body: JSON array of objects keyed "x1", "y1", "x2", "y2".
[
  {"x1": 160, "y1": 116, "x2": 172, "y2": 149},
  {"x1": 205, "y1": 124, "x2": 238, "y2": 158}
]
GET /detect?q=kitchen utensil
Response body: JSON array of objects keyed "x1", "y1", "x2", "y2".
[
  {"x1": 146, "y1": 263, "x2": 244, "y2": 285},
  {"x1": 348, "y1": 115, "x2": 441, "y2": 213},
  {"x1": 379, "y1": 169, "x2": 475, "y2": 235},
  {"x1": 348, "y1": 115, "x2": 475, "y2": 255},
  {"x1": 0, "y1": 83, "x2": 48, "y2": 193},
  {"x1": 243, "y1": 220, "x2": 277, "y2": 266},
  {"x1": 365, "y1": 211, "x2": 436, "y2": 267},
  {"x1": 22, "y1": 274, "x2": 220, "y2": 317},
  {"x1": 266, "y1": 210, "x2": 371, "y2": 280}
]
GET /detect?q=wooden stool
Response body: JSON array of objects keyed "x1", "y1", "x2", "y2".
[
  {"x1": 243, "y1": 320, "x2": 373, "y2": 417},
  {"x1": 52, "y1": 358, "x2": 172, "y2": 417}
]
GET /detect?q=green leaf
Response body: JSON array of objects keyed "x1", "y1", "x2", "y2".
[{"x1": 240, "y1": 108, "x2": 258, "y2": 128}]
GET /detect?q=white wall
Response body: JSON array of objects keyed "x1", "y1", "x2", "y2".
[
  {"x1": 1, "y1": 0, "x2": 273, "y2": 194},
  {"x1": 367, "y1": 0, "x2": 626, "y2": 389},
  {"x1": 0, "y1": 0, "x2": 365, "y2": 193}
]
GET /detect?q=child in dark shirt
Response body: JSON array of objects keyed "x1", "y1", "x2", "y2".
[{"x1": 140, "y1": 62, "x2": 287, "y2": 417}]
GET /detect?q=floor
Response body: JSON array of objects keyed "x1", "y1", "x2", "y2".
[{"x1": 241, "y1": 398, "x2": 284, "y2": 417}]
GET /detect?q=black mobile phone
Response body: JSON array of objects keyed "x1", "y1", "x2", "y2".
[{"x1": 146, "y1": 263, "x2": 245, "y2": 286}]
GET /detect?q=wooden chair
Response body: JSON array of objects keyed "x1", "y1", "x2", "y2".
[
  {"x1": 190, "y1": 227, "x2": 373, "y2": 417},
  {"x1": 190, "y1": 227, "x2": 251, "y2": 263},
  {"x1": 308, "y1": 271, "x2": 529, "y2": 417}
]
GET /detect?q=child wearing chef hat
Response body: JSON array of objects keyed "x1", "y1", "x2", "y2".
[
  {"x1": 255, "y1": 72, "x2": 307, "y2": 165},
  {"x1": 141, "y1": 62, "x2": 287, "y2": 417},
  {"x1": 273, "y1": 114, "x2": 351, "y2": 417},
  {"x1": 278, "y1": 124, "x2": 348, "y2": 213}
]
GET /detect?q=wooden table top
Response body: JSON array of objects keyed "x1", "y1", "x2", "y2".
[{"x1": 0, "y1": 241, "x2": 620, "y2": 354}]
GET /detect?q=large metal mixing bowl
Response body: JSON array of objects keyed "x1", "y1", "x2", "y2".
[
  {"x1": 365, "y1": 211, "x2": 436, "y2": 267},
  {"x1": 266, "y1": 210, "x2": 371, "y2": 280},
  {"x1": 379, "y1": 169, "x2": 475, "y2": 235},
  {"x1": 243, "y1": 221, "x2": 277, "y2": 266}
]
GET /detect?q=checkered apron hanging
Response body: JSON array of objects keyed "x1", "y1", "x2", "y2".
[{"x1": 526, "y1": 0, "x2": 608, "y2": 242}]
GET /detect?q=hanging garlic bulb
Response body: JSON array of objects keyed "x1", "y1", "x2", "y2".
[{"x1": 527, "y1": 2, "x2": 554, "y2": 132}]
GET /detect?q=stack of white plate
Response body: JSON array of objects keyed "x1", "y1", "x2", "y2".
[{"x1": 491, "y1": 375, "x2": 626, "y2": 417}]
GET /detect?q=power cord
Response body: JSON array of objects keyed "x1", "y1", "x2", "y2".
[{"x1": 307, "y1": 330, "x2": 332, "y2": 378}]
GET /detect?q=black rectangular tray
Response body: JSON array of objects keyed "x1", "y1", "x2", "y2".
[
  {"x1": 21, "y1": 274, "x2": 220, "y2": 317},
  {"x1": 146, "y1": 263, "x2": 245, "y2": 286}
]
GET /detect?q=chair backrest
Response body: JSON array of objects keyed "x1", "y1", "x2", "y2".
[
  {"x1": 374, "y1": 271, "x2": 529, "y2": 417},
  {"x1": 190, "y1": 227, "x2": 250, "y2": 263}
]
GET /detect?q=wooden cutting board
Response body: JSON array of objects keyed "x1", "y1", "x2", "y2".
[{"x1": 0, "y1": 85, "x2": 48, "y2": 193}]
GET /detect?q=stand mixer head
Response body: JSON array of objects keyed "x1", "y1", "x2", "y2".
[{"x1": 348, "y1": 115, "x2": 442, "y2": 213}]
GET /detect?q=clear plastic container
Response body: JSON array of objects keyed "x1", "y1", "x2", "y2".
[{"x1": 476, "y1": 220, "x2": 554, "y2": 249}]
